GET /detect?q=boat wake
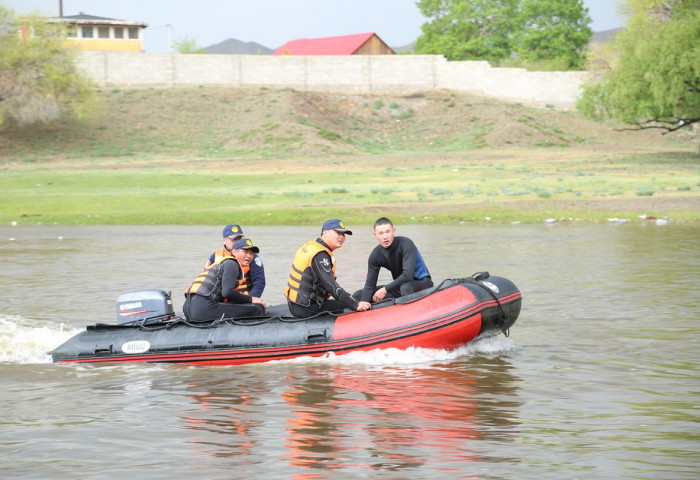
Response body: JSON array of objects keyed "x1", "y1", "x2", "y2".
[
  {"x1": 0, "y1": 315, "x2": 80, "y2": 364},
  {"x1": 280, "y1": 335, "x2": 517, "y2": 366}
]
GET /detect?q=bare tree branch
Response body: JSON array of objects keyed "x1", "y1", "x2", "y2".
[{"x1": 614, "y1": 117, "x2": 700, "y2": 134}]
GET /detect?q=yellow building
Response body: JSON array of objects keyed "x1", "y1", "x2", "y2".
[{"x1": 54, "y1": 13, "x2": 148, "y2": 51}]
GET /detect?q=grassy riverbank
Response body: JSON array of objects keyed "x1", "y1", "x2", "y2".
[{"x1": 1, "y1": 87, "x2": 698, "y2": 225}]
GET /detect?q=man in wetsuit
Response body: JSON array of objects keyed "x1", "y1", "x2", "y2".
[
  {"x1": 285, "y1": 219, "x2": 371, "y2": 318},
  {"x1": 359, "y1": 217, "x2": 433, "y2": 305}
]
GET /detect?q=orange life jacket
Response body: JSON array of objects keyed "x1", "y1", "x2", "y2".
[{"x1": 285, "y1": 240, "x2": 335, "y2": 306}]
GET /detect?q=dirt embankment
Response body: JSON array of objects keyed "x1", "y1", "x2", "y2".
[{"x1": 1, "y1": 86, "x2": 697, "y2": 163}]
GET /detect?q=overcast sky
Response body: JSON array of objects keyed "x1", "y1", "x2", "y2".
[{"x1": 7, "y1": 0, "x2": 624, "y2": 53}]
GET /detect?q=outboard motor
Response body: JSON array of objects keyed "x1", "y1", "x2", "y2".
[{"x1": 116, "y1": 290, "x2": 174, "y2": 324}]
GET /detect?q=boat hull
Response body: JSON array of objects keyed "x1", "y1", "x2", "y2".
[{"x1": 51, "y1": 275, "x2": 522, "y2": 366}]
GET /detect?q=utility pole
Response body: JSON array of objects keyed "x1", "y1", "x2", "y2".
[{"x1": 59, "y1": 0, "x2": 63, "y2": 17}]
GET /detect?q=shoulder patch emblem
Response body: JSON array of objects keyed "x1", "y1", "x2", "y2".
[{"x1": 320, "y1": 257, "x2": 332, "y2": 272}]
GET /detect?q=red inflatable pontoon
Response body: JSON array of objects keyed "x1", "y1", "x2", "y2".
[{"x1": 51, "y1": 273, "x2": 521, "y2": 366}]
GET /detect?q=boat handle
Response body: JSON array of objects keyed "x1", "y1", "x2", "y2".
[{"x1": 307, "y1": 328, "x2": 329, "y2": 343}]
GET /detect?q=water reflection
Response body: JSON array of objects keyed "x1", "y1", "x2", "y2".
[
  {"x1": 2, "y1": 224, "x2": 699, "y2": 479},
  {"x1": 175, "y1": 357, "x2": 521, "y2": 475}
]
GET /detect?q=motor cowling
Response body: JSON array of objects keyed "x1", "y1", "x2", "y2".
[{"x1": 116, "y1": 290, "x2": 174, "y2": 324}]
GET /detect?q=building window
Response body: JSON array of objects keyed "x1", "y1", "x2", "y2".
[
  {"x1": 114, "y1": 27, "x2": 124, "y2": 39},
  {"x1": 66, "y1": 26, "x2": 78, "y2": 38},
  {"x1": 98, "y1": 26, "x2": 110, "y2": 39},
  {"x1": 128, "y1": 27, "x2": 139, "y2": 39},
  {"x1": 81, "y1": 26, "x2": 93, "y2": 38}
]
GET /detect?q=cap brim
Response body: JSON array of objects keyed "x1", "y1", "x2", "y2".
[
  {"x1": 335, "y1": 229, "x2": 352, "y2": 235},
  {"x1": 244, "y1": 246, "x2": 260, "y2": 253}
]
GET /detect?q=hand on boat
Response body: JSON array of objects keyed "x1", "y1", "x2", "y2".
[
  {"x1": 252, "y1": 297, "x2": 266, "y2": 309},
  {"x1": 372, "y1": 287, "x2": 388, "y2": 303},
  {"x1": 357, "y1": 301, "x2": 371, "y2": 312}
]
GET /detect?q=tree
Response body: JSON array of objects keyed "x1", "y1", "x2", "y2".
[
  {"x1": 173, "y1": 36, "x2": 206, "y2": 54},
  {"x1": 577, "y1": 0, "x2": 700, "y2": 135},
  {"x1": 513, "y1": 0, "x2": 593, "y2": 69},
  {"x1": 414, "y1": 0, "x2": 593, "y2": 68},
  {"x1": 0, "y1": 5, "x2": 95, "y2": 126},
  {"x1": 414, "y1": 0, "x2": 519, "y2": 62}
]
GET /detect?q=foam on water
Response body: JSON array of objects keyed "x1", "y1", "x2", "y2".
[
  {"x1": 0, "y1": 315, "x2": 81, "y2": 364},
  {"x1": 280, "y1": 335, "x2": 517, "y2": 366}
]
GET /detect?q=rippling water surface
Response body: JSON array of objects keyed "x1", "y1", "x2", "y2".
[{"x1": 1, "y1": 224, "x2": 698, "y2": 479}]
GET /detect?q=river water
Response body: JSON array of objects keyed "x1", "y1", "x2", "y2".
[{"x1": 1, "y1": 223, "x2": 698, "y2": 479}]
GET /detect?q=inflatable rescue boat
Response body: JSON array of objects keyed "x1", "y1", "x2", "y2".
[{"x1": 51, "y1": 272, "x2": 521, "y2": 366}]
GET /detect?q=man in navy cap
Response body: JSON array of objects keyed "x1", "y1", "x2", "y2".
[
  {"x1": 206, "y1": 224, "x2": 266, "y2": 297},
  {"x1": 285, "y1": 219, "x2": 370, "y2": 318}
]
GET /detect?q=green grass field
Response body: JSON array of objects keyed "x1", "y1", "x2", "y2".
[{"x1": 2, "y1": 150, "x2": 698, "y2": 226}]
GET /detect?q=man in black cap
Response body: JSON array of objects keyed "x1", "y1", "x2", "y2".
[
  {"x1": 230, "y1": 238, "x2": 266, "y2": 308},
  {"x1": 285, "y1": 219, "x2": 370, "y2": 318},
  {"x1": 184, "y1": 237, "x2": 265, "y2": 322},
  {"x1": 206, "y1": 223, "x2": 266, "y2": 297}
]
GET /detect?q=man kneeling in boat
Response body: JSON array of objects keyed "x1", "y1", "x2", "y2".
[
  {"x1": 358, "y1": 217, "x2": 433, "y2": 304},
  {"x1": 184, "y1": 238, "x2": 266, "y2": 322},
  {"x1": 285, "y1": 219, "x2": 370, "y2": 318}
]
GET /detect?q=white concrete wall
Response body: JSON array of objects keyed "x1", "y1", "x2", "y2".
[
  {"x1": 76, "y1": 51, "x2": 594, "y2": 108},
  {"x1": 240, "y1": 56, "x2": 305, "y2": 89},
  {"x1": 305, "y1": 56, "x2": 370, "y2": 92}
]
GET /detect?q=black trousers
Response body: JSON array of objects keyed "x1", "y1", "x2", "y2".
[
  {"x1": 390, "y1": 277, "x2": 433, "y2": 298},
  {"x1": 184, "y1": 294, "x2": 264, "y2": 322},
  {"x1": 287, "y1": 299, "x2": 345, "y2": 319},
  {"x1": 354, "y1": 277, "x2": 434, "y2": 302}
]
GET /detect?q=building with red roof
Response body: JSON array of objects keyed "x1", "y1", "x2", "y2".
[{"x1": 273, "y1": 32, "x2": 395, "y2": 56}]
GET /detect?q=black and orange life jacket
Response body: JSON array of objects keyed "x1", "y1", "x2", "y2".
[
  {"x1": 186, "y1": 256, "x2": 243, "y2": 301},
  {"x1": 211, "y1": 247, "x2": 251, "y2": 294}
]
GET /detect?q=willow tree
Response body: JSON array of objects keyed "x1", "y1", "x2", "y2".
[
  {"x1": 0, "y1": 5, "x2": 95, "y2": 126},
  {"x1": 577, "y1": 0, "x2": 700, "y2": 138}
]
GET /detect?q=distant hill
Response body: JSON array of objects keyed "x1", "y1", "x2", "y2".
[
  {"x1": 392, "y1": 42, "x2": 415, "y2": 54},
  {"x1": 204, "y1": 38, "x2": 273, "y2": 55},
  {"x1": 590, "y1": 28, "x2": 624, "y2": 44}
]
